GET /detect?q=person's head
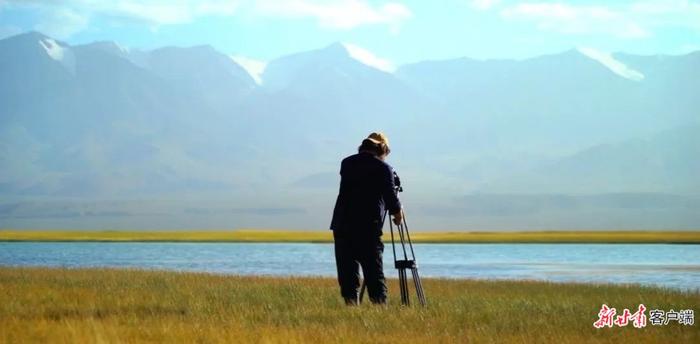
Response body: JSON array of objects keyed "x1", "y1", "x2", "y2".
[{"x1": 358, "y1": 132, "x2": 391, "y2": 160}]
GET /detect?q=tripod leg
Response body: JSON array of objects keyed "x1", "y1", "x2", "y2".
[
  {"x1": 400, "y1": 269, "x2": 410, "y2": 306},
  {"x1": 396, "y1": 269, "x2": 402, "y2": 305},
  {"x1": 399, "y1": 269, "x2": 405, "y2": 305},
  {"x1": 359, "y1": 278, "x2": 366, "y2": 304},
  {"x1": 404, "y1": 270, "x2": 409, "y2": 306},
  {"x1": 400, "y1": 269, "x2": 406, "y2": 305},
  {"x1": 411, "y1": 268, "x2": 427, "y2": 307},
  {"x1": 416, "y1": 272, "x2": 426, "y2": 306}
]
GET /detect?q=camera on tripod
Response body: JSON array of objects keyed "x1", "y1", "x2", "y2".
[{"x1": 393, "y1": 171, "x2": 403, "y2": 193}]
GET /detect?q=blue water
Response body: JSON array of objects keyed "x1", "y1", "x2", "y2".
[{"x1": 1, "y1": 242, "x2": 698, "y2": 291}]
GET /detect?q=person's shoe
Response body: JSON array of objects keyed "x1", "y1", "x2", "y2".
[
  {"x1": 369, "y1": 297, "x2": 387, "y2": 305},
  {"x1": 344, "y1": 296, "x2": 359, "y2": 306}
]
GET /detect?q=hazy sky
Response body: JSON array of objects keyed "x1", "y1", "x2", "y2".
[{"x1": 1, "y1": 0, "x2": 699, "y2": 67}]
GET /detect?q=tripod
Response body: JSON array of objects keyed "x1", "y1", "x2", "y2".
[
  {"x1": 388, "y1": 208, "x2": 427, "y2": 306},
  {"x1": 359, "y1": 173, "x2": 427, "y2": 306}
]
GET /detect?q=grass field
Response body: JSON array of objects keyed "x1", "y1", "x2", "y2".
[
  {"x1": 0, "y1": 267, "x2": 697, "y2": 343},
  {"x1": 1, "y1": 229, "x2": 700, "y2": 243}
]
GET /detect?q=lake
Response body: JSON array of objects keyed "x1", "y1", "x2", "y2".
[{"x1": 1, "y1": 242, "x2": 698, "y2": 291}]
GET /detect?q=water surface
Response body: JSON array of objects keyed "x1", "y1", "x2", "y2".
[{"x1": 1, "y1": 242, "x2": 698, "y2": 291}]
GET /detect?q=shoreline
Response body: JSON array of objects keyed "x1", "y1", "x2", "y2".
[
  {"x1": 1, "y1": 229, "x2": 700, "y2": 244},
  {"x1": 2, "y1": 240, "x2": 700, "y2": 244},
  {"x1": 2, "y1": 264, "x2": 698, "y2": 293}
]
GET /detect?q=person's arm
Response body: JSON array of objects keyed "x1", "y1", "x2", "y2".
[
  {"x1": 330, "y1": 160, "x2": 347, "y2": 230},
  {"x1": 380, "y1": 164, "x2": 402, "y2": 224}
]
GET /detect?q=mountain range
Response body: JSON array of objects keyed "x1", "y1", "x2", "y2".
[{"x1": 1, "y1": 31, "x2": 698, "y2": 230}]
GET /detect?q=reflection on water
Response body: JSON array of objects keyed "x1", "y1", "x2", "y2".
[{"x1": 0, "y1": 242, "x2": 698, "y2": 291}]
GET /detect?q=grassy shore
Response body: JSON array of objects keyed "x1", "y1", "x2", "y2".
[
  {"x1": 0, "y1": 267, "x2": 697, "y2": 343},
  {"x1": 1, "y1": 229, "x2": 700, "y2": 243}
]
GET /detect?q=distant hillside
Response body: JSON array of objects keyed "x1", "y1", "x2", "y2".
[{"x1": 478, "y1": 124, "x2": 700, "y2": 194}]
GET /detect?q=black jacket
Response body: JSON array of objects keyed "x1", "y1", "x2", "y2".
[{"x1": 330, "y1": 152, "x2": 402, "y2": 235}]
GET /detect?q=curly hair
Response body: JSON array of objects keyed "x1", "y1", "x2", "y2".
[{"x1": 358, "y1": 138, "x2": 390, "y2": 156}]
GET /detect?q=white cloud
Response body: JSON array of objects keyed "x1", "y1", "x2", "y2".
[
  {"x1": 341, "y1": 42, "x2": 395, "y2": 72},
  {"x1": 470, "y1": 0, "x2": 501, "y2": 11},
  {"x1": 502, "y1": 3, "x2": 615, "y2": 20},
  {"x1": 34, "y1": 7, "x2": 90, "y2": 39},
  {"x1": 1, "y1": 2, "x2": 89, "y2": 39},
  {"x1": 577, "y1": 47, "x2": 645, "y2": 81},
  {"x1": 630, "y1": 0, "x2": 700, "y2": 30},
  {"x1": 500, "y1": 1, "x2": 700, "y2": 39},
  {"x1": 2, "y1": 0, "x2": 410, "y2": 38},
  {"x1": 501, "y1": 3, "x2": 649, "y2": 38},
  {"x1": 103, "y1": 0, "x2": 240, "y2": 25},
  {"x1": 230, "y1": 55, "x2": 267, "y2": 85},
  {"x1": 255, "y1": 0, "x2": 412, "y2": 31},
  {"x1": 2, "y1": 0, "x2": 241, "y2": 37}
]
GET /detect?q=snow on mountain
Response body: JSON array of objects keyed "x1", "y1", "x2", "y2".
[
  {"x1": 38, "y1": 38, "x2": 65, "y2": 60},
  {"x1": 341, "y1": 42, "x2": 395, "y2": 72},
  {"x1": 230, "y1": 55, "x2": 267, "y2": 85},
  {"x1": 261, "y1": 42, "x2": 401, "y2": 93},
  {"x1": 577, "y1": 47, "x2": 645, "y2": 81},
  {"x1": 38, "y1": 37, "x2": 76, "y2": 74}
]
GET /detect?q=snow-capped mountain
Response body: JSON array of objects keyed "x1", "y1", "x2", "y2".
[{"x1": 1, "y1": 31, "x2": 698, "y2": 230}]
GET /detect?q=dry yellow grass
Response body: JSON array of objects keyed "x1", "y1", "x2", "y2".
[
  {"x1": 0, "y1": 267, "x2": 697, "y2": 343},
  {"x1": 1, "y1": 229, "x2": 699, "y2": 243}
]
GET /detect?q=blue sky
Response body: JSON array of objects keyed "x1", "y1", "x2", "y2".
[{"x1": 1, "y1": 0, "x2": 699, "y2": 67}]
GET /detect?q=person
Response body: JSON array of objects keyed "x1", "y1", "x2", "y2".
[{"x1": 329, "y1": 132, "x2": 403, "y2": 305}]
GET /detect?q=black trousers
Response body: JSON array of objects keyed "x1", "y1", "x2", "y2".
[{"x1": 333, "y1": 230, "x2": 387, "y2": 304}]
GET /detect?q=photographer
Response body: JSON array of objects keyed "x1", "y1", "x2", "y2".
[{"x1": 330, "y1": 132, "x2": 403, "y2": 305}]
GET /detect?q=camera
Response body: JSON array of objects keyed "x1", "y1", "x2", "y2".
[{"x1": 393, "y1": 171, "x2": 403, "y2": 193}]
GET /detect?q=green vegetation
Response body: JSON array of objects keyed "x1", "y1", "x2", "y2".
[
  {"x1": 1, "y1": 229, "x2": 699, "y2": 243},
  {"x1": 0, "y1": 267, "x2": 697, "y2": 343}
]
